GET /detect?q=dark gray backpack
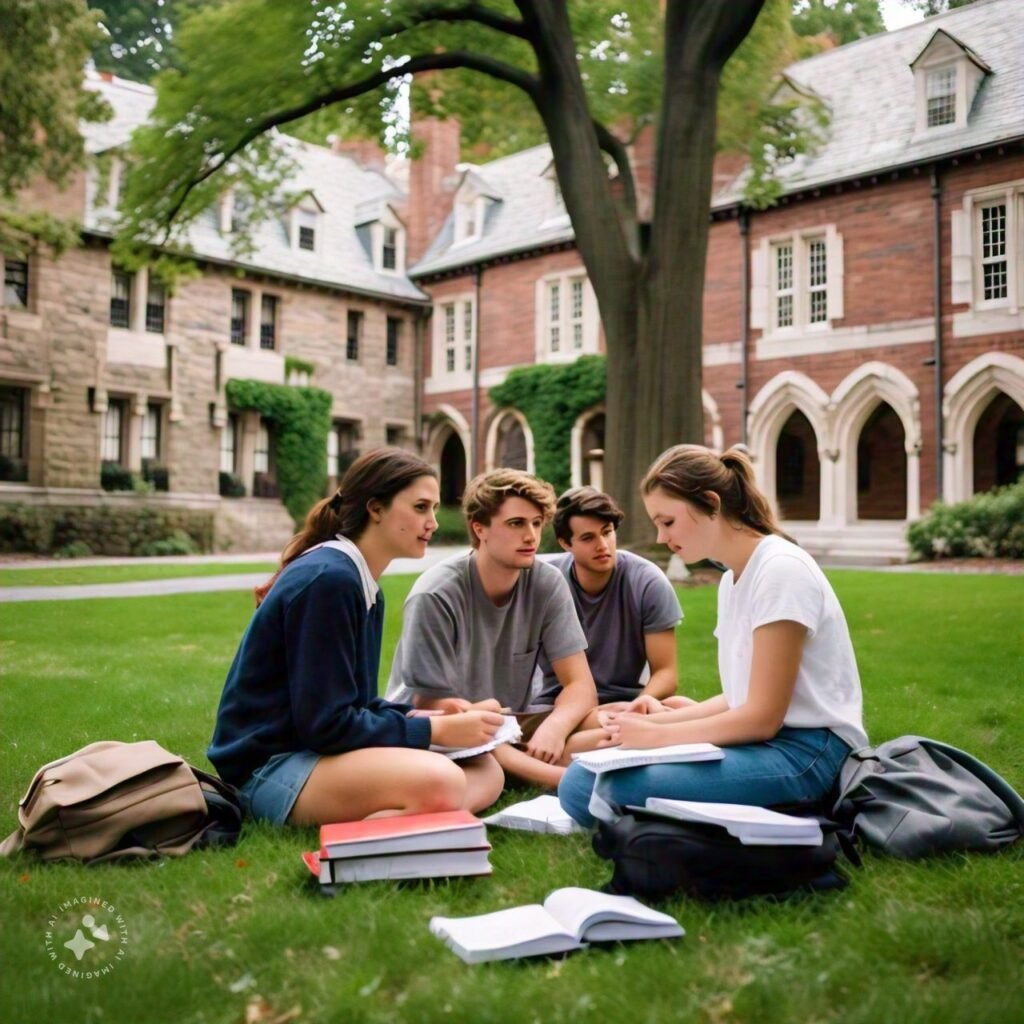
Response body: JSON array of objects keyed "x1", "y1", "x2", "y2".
[{"x1": 832, "y1": 736, "x2": 1024, "y2": 860}]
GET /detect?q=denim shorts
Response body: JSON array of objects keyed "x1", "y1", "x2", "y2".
[{"x1": 239, "y1": 750, "x2": 321, "y2": 825}]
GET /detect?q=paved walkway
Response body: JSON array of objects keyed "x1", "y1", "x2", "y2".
[{"x1": 0, "y1": 546, "x2": 471, "y2": 603}]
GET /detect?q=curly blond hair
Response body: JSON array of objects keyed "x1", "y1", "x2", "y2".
[{"x1": 461, "y1": 469, "x2": 556, "y2": 548}]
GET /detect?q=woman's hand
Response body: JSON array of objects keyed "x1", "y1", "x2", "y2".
[
  {"x1": 598, "y1": 695, "x2": 666, "y2": 728},
  {"x1": 605, "y1": 712, "x2": 666, "y2": 749},
  {"x1": 430, "y1": 710, "x2": 504, "y2": 749}
]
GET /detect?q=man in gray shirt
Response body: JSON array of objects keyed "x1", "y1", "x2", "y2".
[
  {"x1": 535, "y1": 487, "x2": 688, "y2": 728},
  {"x1": 386, "y1": 470, "x2": 597, "y2": 788}
]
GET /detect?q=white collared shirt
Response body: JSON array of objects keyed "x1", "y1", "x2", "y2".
[{"x1": 302, "y1": 535, "x2": 379, "y2": 611}]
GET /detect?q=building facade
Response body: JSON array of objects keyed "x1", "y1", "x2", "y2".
[{"x1": 409, "y1": 0, "x2": 1024, "y2": 562}]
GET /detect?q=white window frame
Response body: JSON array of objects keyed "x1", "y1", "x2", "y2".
[
  {"x1": 534, "y1": 269, "x2": 600, "y2": 363},
  {"x1": 911, "y1": 33, "x2": 987, "y2": 136},
  {"x1": 453, "y1": 193, "x2": 487, "y2": 245},
  {"x1": 951, "y1": 180, "x2": 1024, "y2": 330},
  {"x1": 751, "y1": 226, "x2": 844, "y2": 340},
  {"x1": 288, "y1": 198, "x2": 321, "y2": 251},
  {"x1": 140, "y1": 404, "x2": 162, "y2": 461},
  {"x1": 431, "y1": 293, "x2": 475, "y2": 387}
]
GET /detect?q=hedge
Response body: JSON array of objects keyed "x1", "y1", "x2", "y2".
[
  {"x1": 225, "y1": 378, "x2": 332, "y2": 527},
  {"x1": 0, "y1": 504, "x2": 214, "y2": 556},
  {"x1": 489, "y1": 355, "x2": 606, "y2": 495},
  {"x1": 907, "y1": 478, "x2": 1024, "y2": 560}
]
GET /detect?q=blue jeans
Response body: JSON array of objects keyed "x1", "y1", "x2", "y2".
[{"x1": 558, "y1": 727, "x2": 851, "y2": 828}]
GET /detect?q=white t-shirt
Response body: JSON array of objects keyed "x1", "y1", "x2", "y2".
[{"x1": 715, "y1": 535, "x2": 868, "y2": 751}]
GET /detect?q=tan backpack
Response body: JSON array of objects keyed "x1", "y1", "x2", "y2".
[{"x1": 0, "y1": 740, "x2": 242, "y2": 864}]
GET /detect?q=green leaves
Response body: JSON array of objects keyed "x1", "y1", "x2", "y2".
[
  {"x1": 225, "y1": 378, "x2": 332, "y2": 527},
  {"x1": 490, "y1": 355, "x2": 606, "y2": 494}
]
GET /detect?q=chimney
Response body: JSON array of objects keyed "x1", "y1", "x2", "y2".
[
  {"x1": 406, "y1": 116, "x2": 461, "y2": 265},
  {"x1": 331, "y1": 136, "x2": 388, "y2": 174}
]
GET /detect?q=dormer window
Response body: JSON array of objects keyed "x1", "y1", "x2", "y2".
[
  {"x1": 288, "y1": 194, "x2": 323, "y2": 251},
  {"x1": 911, "y1": 29, "x2": 990, "y2": 135},
  {"x1": 926, "y1": 66, "x2": 957, "y2": 127},
  {"x1": 382, "y1": 227, "x2": 398, "y2": 270},
  {"x1": 454, "y1": 197, "x2": 483, "y2": 243}
]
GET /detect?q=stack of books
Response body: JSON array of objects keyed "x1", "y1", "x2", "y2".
[{"x1": 302, "y1": 810, "x2": 492, "y2": 886}]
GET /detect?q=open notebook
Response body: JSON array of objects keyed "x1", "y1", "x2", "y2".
[
  {"x1": 431, "y1": 716, "x2": 522, "y2": 760},
  {"x1": 483, "y1": 795, "x2": 586, "y2": 835},
  {"x1": 572, "y1": 742, "x2": 723, "y2": 773},
  {"x1": 636, "y1": 799, "x2": 824, "y2": 846},
  {"x1": 430, "y1": 887, "x2": 683, "y2": 963}
]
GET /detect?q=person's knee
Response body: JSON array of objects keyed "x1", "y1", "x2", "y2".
[
  {"x1": 409, "y1": 757, "x2": 466, "y2": 812},
  {"x1": 467, "y1": 756, "x2": 505, "y2": 812},
  {"x1": 557, "y1": 764, "x2": 594, "y2": 826}
]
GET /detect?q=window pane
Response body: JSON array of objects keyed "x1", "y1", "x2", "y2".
[
  {"x1": 981, "y1": 204, "x2": 1008, "y2": 301},
  {"x1": 570, "y1": 279, "x2": 584, "y2": 320},
  {"x1": 110, "y1": 271, "x2": 131, "y2": 328},
  {"x1": 808, "y1": 239, "x2": 828, "y2": 323},
  {"x1": 298, "y1": 225, "x2": 315, "y2": 251},
  {"x1": 777, "y1": 294, "x2": 793, "y2": 329},
  {"x1": 145, "y1": 280, "x2": 165, "y2": 333},
  {"x1": 231, "y1": 289, "x2": 249, "y2": 345},
  {"x1": 382, "y1": 227, "x2": 397, "y2": 270},
  {"x1": 141, "y1": 405, "x2": 160, "y2": 459},
  {"x1": 260, "y1": 295, "x2": 277, "y2": 350},
  {"x1": 444, "y1": 304, "x2": 455, "y2": 372},
  {"x1": 926, "y1": 67, "x2": 956, "y2": 127},
  {"x1": 254, "y1": 421, "x2": 270, "y2": 473},
  {"x1": 220, "y1": 417, "x2": 237, "y2": 473},
  {"x1": 774, "y1": 244, "x2": 793, "y2": 328},
  {"x1": 102, "y1": 403, "x2": 123, "y2": 462},
  {"x1": 463, "y1": 301, "x2": 473, "y2": 371},
  {"x1": 0, "y1": 386, "x2": 25, "y2": 458},
  {"x1": 386, "y1": 317, "x2": 400, "y2": 366},
  {"x1": 3, "y1": 259, "x2": 28, "y2": 308},
  {"x1": 346, "y1": 311, "x2": 362, "y2": 361}
]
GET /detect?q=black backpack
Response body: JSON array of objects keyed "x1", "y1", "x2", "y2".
[{"x1": 592, "y1": 811, "x2": 857, "y2": 902}]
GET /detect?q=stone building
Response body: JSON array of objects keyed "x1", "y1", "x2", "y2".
[
  {"x1": 409, "y1": 0, "x2": 1024, "y2": 562},
  {"x1": 0, "y1": 72, "x2": 426, "y2": 551}
]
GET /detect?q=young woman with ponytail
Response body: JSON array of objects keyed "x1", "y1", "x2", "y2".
[
  {"x1": 558, "y1": 444, "x2": 867, "y2": 827},
  {"x1": 208, "y1": 447, "x2": 505, "y2": 826}
]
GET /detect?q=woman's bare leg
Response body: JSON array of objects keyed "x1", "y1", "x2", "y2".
[
  {"x1": 287, "y1": 747, "x2": 467, "y2": 826},
  {"x1": 459, "y1": 753, "x2": 505, "y2": 812}
]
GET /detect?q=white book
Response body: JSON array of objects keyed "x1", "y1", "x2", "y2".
[
  {"x1": 483, "y1": 795, "x2": 587, "y2": 835},
  {"x1": 431, "y1": 715, "x2": 522, "y2": 760},
  {"x1": 307, "y1": 846, "x2": 493, "y2": 884},
  {"x1": 571, "y1": 742, "x2": 724, "y2": 773},
  {"x1": 639, "y1": 799, "x2": 824, "y2": 846},
  {"x1": 430, "y1": 886, "x2": 684, "y2": 963}
]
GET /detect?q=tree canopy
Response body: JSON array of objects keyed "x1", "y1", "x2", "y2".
[
  {"x1": 0, "y1": 0, "x2": 111, "y2": 255},
  {"x1": 792, "y1": 0, "x2": 885, "y2": 46}
]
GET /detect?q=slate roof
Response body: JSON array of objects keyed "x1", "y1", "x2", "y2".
[
  {"x1": 412, "y1": 0, "x2": 1023, "y2": 276},
  {"x1": 81, "y1": 72, "x2": 427, "y2": 303},
  {"x1": 410, "y1": 144, "x2": 573, "y2": 277}
]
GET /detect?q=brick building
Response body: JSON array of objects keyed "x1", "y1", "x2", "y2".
[
  {"x1": 409, "y1": 0, "x2": 1024, "y2": 561},
  {"x1": 2, "y1": 1, "x2": 1021, "y2": 559},
  {"x1": 0, "y1": 72, "x2": 426, "y2": 550}
]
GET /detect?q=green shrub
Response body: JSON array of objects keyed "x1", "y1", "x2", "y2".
[
  {"x1": 489, "y1": 355, "x2": 605, "y2": 494},
  {"x1": 100, "y1": 461, "x2": 136, "y2": 491},
  {"x1": 219, "y1": 471, "x2": 246, "y2": 498},
  {"x1": 142, "y1": 461, "x2": 170, "y2": 492},
  {"x1": 225, "y1": 379, "x2": 332, "y2": 526},
  {"x1": 432, "y1": 504, "x2": 468, "y2": 544},
  {"x1": 53, "y1": 540, "x2": 94, "y2": 559},
  {"x1": 136, "y1": 529, "x2": 199, "y2": 557},
  {"x1": 0, "y1": 504, "x2": 214, "y2": 556},
  {"x1": 907, "y1": 479, "x2": 1024, "y2": 560}
]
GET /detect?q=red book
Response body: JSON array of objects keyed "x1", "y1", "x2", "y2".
[{"x1": 319, "y1": 810, "x2": 487, "y2": 860}]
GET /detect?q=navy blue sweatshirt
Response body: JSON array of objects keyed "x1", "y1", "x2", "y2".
[{"x1": 208, "y1": 547, "x2": 432, "y2": 786}]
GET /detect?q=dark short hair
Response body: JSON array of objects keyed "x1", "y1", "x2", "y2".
[{"x1": 553, "y1": 486, "x2": 625, "y2": 544}]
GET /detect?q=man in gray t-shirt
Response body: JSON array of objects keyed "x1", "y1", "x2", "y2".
[
  {"x1": 386, "y1": 470, "x2": 596, "y2": 788},
  {"x1": 535, "y1": 487, "x2": 687, "y2": 725}
]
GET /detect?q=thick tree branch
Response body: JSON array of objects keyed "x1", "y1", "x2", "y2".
[
  {"x1": 164, "y1": 50, "x2": 540, "y2": 227},
  {"x1": 411, "y1": 2, "x2": 530, "y2": 39},
  {"x1": 592, "y1": 120, "x2": 636, "y2": 222}
]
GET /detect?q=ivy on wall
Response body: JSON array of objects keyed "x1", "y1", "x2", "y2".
[
  {"x1": 489, "y1": 355, "x2": 606, "y2": 495},
  {"x1": 225, "y1": 378, "x2": 332, "y2": 526}
]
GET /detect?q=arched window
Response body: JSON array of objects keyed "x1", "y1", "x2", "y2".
[
  {"x1": 856, "y1": 403, "x2": 907, "y2": 520},
  {"x1": 775, "y1": 409, "x2": 820, "y2": 521}
]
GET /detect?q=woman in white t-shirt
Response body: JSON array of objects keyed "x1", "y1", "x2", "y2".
[{"x1": 558, "y1": 444, "x2": 867, "y2": 827}]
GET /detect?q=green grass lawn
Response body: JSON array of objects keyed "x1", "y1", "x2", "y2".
[
  {"x1": 1, "y1": 572, "x2": 1022, "y2": 1023},
  {"x1": 0, "y1": 562, "x2": 277, "y2": 588}
]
